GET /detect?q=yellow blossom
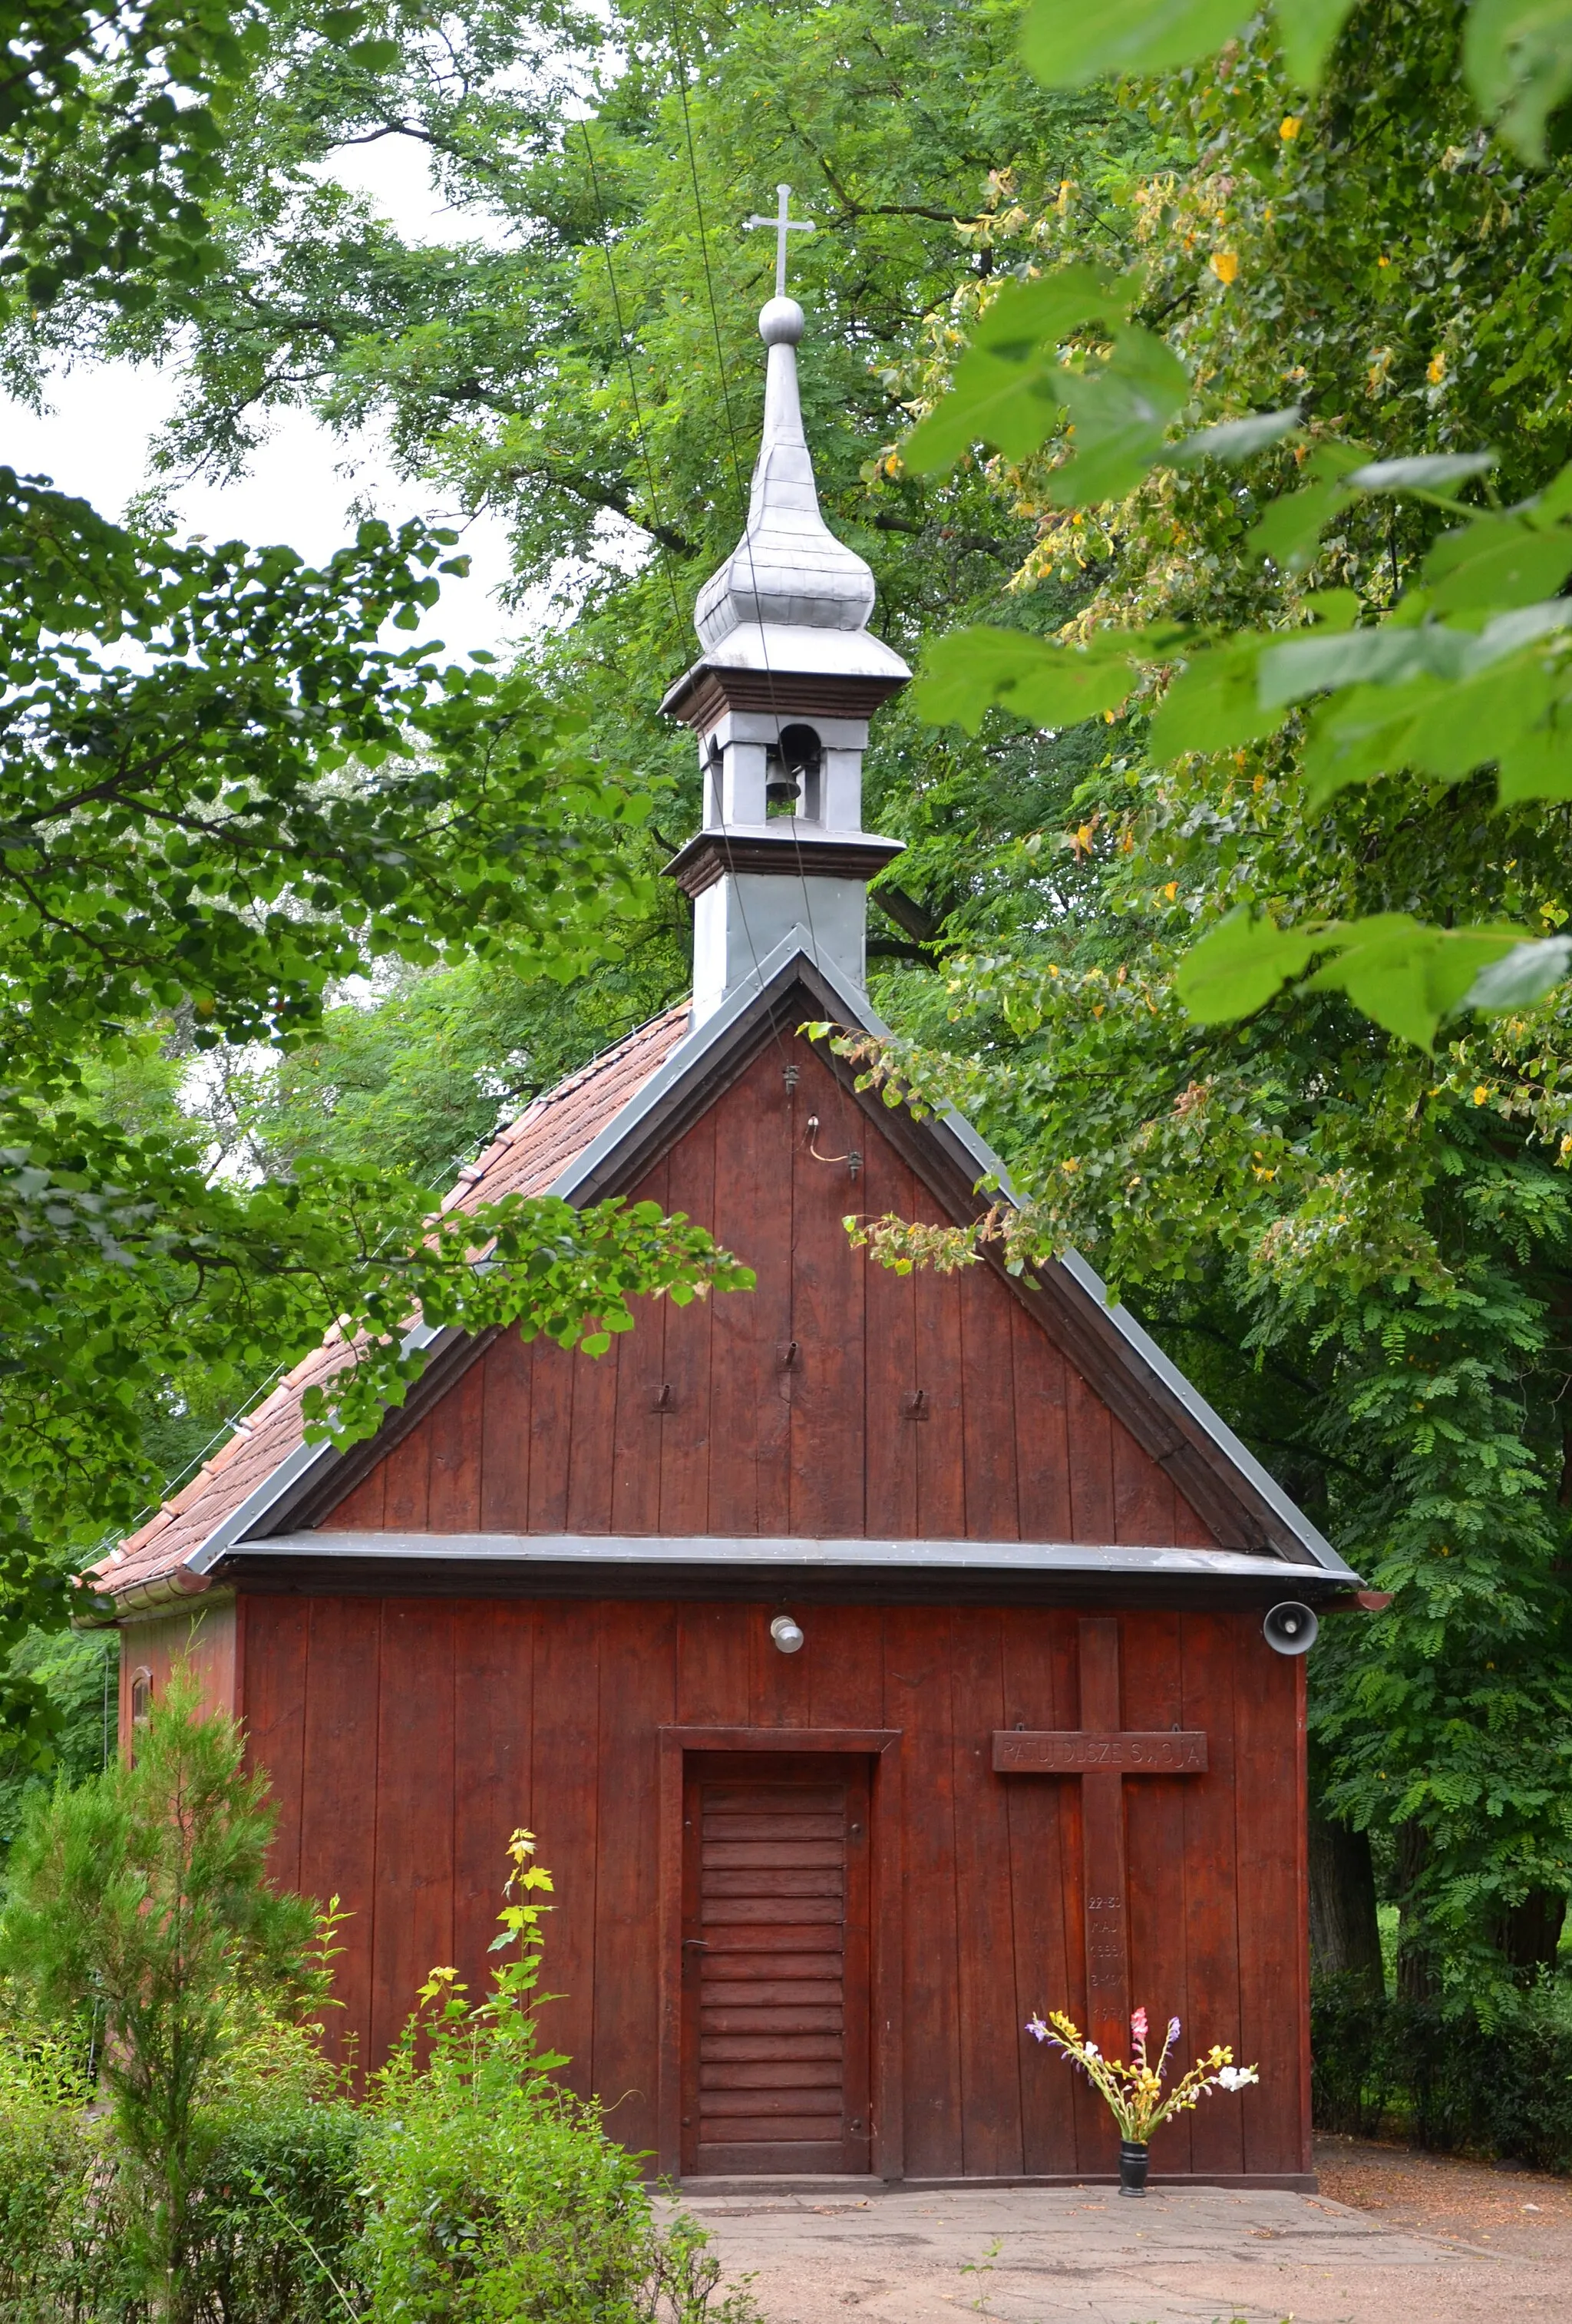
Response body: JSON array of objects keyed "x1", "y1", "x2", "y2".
[
  {"x1": 1280, "y1": 114, "x2": 1301, "y2": 140},
  {"x1": 1426, "y1": 352, "x2": 1446, "y2": 385},
  {"x1": 1210, "y1": 250, "x2": 1240, "y2": 286},
  {"x1": 1163, "y1": 880, "x2": 1179, "y2": 901},
  {"x1": 1474, "y1": 1084, "x2": 1490, "y2": 1105}
]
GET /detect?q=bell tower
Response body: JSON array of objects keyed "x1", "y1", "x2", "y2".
[{"x1": 661, "y1": 261, "x2": 911, "y2": 1024}]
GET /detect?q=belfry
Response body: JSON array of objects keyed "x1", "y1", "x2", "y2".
[{"x1": 88, "y1": 236, "x2": 1359, "y2": 2191}]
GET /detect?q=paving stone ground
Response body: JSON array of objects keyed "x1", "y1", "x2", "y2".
[{"x1": 665, "y1": 2137, "x2": 1572, "y2": 2324}]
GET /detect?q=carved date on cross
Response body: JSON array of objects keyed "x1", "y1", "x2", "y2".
[{"x1": 993, "y1": 1618, "x2": 1208, "y2": 2059}]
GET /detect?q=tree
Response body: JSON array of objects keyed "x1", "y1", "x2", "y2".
[
  {"x1": 835, "y1": 0, "x2": 1572, "y2": 1994},
  {"x1": 0, "y1": 9, "x2": 761, "y2": 1761},
  {"x1": 0, "y1": 1667, "x2": 320, "y2": 2320}
]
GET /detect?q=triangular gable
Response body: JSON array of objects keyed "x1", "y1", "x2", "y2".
[
  {"x1": 89, "y1": 937, "x2": 1355, "y2": 1614},
  {"x1": 311, "y1": 1028, "x2": 1220, "y2": 1550}
]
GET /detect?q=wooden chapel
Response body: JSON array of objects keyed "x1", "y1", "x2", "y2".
[{"x1": 88, "y1": 264, "x2": 1366, "y2": 2193}]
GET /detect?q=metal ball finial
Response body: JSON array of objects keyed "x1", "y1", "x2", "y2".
[{"x1": 759, "y1": 296, "x2": 804, "y2": 346}]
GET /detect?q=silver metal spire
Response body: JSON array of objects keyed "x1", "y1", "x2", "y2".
[{"x1": 692, "y1": 293, "x2": 880, "y2": 647}]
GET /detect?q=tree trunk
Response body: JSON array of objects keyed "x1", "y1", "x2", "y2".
[
  {"x1": 1498, "y1": 1890, "x2": 1568, "y2": 1975},
  {"x1": 1395, "y1": 1820, "x2": 1438, "y2": 2002},
  {"x1": 1308, "y1": 1808, "x2": 1384, "y2": 1992}
]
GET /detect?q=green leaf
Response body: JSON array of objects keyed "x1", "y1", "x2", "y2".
[
  {"x1": 1300, "y1": 686, "x2": 1428, "y2": 810},
  {"x1": 1274, "y1": 0, "x2": 1361, "y2": 84},
  {"x1": 970, "y1": 267, "x2": 1138, "y2": 354},
  {"x1": 1496, "y1": 702, "x2": 1572, "y2": 800},
  {"x1": 912, "y1": 626, "x2": 1140, "y2": 732},
  {"x1": 1019, "y1": 0, "x2": 1252, "y2": 88},
  {"x1": 1344, "y1": 452, "x2": 1498, "y2": 493},
  {"x1": 1172, "y1": 408, "x2": 1303, "y2": 465},
  {"x1": 1464, "y1": 0, "x2": 1572, "y2": 164},
  {"x1": 903, "y1": 269, "x2": 1134, "y2": 474},
  {"x1": 1259, "y1": 625, "x2": 1471, "y2": 709},
  {"x1": 1147, "y1": 637, "x2": 1289, "y2": 758},
  {"x1": 1175, "y1": 907, "x2": 1333, "y2": 1023},
  {"x1": 1179, "y1": 908, "x2": 1534, "y2": 1046},
  {"x1": 1422, "y1": 518, "x2": 1572, "y2": 611},
  {"x1": 1465, "y1": 934, "x2": 1572, "y2": 1007},
  {"x1": 1049, "y1": 328, "x2": 1190, "y2": 506},
  {"x1": 1303, "y1": 917, "x2": 1531, "y2": 1049},
  {"x1": 1247, "y1": 477, "x2": 1354, "y2": 571}
]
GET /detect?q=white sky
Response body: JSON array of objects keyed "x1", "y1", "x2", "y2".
[{"x1": 0, "y1": 137, "x2": 530, "y2": 662}]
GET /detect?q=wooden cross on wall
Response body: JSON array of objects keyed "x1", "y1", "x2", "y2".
[{"x1": 993, "y1": 1618, "x2": 1208, "y2": 2061}]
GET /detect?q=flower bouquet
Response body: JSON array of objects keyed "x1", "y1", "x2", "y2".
[{"x1": 1026, "y1": 2007, "x2": 1259, "y2": 2196}]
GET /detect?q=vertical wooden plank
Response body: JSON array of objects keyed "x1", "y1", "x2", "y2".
[
  {"x1": 371, "y1": 1601, "x2": 455, "y2": 2071},
  {"x1": 860, "y1": 1132, "x2": 918, "y2": 1540},
  {"x1": 1121, "y1": 1610, "x2": 1193, "y2": 2177},
  {"x1": 1002, "y1": 1608, "x2": 1078, "y2": 2176},
  {"x1": 610, "y1": 1297, "x2": 666, "y2": 1533},
  {"x1": 451, "y1": 1600, "x2": 535, "y2": 2008},
  {"x1": 428, "y1": 1357, "x2": 484, "y2": 1531},
  {"x1": 1233, "y1": 1612, "x2": 1305, "y2": 2178},
  {"x1": 526, "y1": 1337, "x2": 574, "y2": 1532},
  {"x1": 1172, "y1": 1491, "x2": 1219, "y2": 1549},
  {"x1": 566, "y1": 1340, "x2": 618, "y2": 1533},
  {"x1": 591, "y1": 1600, "x2": 675, "y2": 2160},
  {"x1": 949, "y1": 1608, "x2": 1022, "y2": 2175},
  {"x1": 479, "y1": 1331, "x2": 534, "y2": 1531},
  {"x1": 883, "y1": 1605, "x2": 961, "y2": 2176},
  {"x1": 751, "y1": 1598, "x2": 812, "y2": 1729},
  {"x1": 319, "y1": 1462, "x2": 385, "y2": 1530},
  {"x1": 611, "y1": 1159, "x2": 669, "y2": 1535},
  {"x1": 809, "y1": 1605, "x2": 884, "y2": 1730},
  {"x1": 242, "y1": 1597, "x2": 309, "y2": 1896},
  {"x1": 1011, "y1": 1307, "x2": 1073, "y2": 1541},
  {"x1": 1181, "y1": 1611, "x2": 1244, "y2": 2177},
  {"x1": 791, "y1": 1046, "x2": 865, "y2": 1536},
  {"x1": 1065, "y1": 1368, "x2": 1115, "y2": 1540},
  {"x1": 528, "y1": 1602, "x2": 601, "y2": 2098},
  {"x1": 1111, "y1": 1418, "x2": 1174, "y2": 1545},
  {"x1": 381, "y1": 1423, "x2": 431, "y2": 1530},
  {"x1": 912, "y1": 1185, "x2": 965, "y2": 1539},
  {"x1": 660, "y1": 1110, "x2": 715, "y2": 1536},
  {"x1": 709, "y1": 1043, "x2": 794, "y2": 1536},
  {"x1": 1077, "y1": 1618, "x2": 1130, "y2": 2065},
  {"x1": 298, "y1": 1599, "x2": 382, "y2": 2077},
  {"x1": 959, "y1": 1269, "x2": 1019, "y2": 1539},
  {"x1": 676, "y1": 1603, "x2": 751, "y2": 1725}
]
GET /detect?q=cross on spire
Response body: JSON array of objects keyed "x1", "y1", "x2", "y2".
[{"x1": 745, "y1": 182, "x2": 815, "y2": 298}]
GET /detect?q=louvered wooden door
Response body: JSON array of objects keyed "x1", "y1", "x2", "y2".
[{"x1": 681, "y1": 1752, "x2": 871, "y2": 2176}]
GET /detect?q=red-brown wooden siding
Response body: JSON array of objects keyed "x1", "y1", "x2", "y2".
[
  {"x1": 321, "y1": 1036, "x2": 1218, "y2": 1548},
  {"x1": 239, "y1": 1593, "x2": 1311, "y2": 2185},
  {"x1": 117, "y1": 1598, "x2": 238, "y2": 1759}
]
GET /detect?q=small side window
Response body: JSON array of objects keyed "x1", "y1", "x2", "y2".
[{"x1": 128, "y1": 1668, "x2": 153, "y2": 1761}]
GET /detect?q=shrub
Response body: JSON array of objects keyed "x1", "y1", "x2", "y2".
[
  {"x1": 1312, "y1": 1973, "x2": 1572, "y2": 2168},
  {"x1": 189, "y1": 2097, "x2": 367, "y2": 2324},
  {"x1": 0, "y1": 2001, "x2": 132, "y2": 2324},
  {"x1": 359, "y1": 2078, "x2": 656, "y2": 2324}
]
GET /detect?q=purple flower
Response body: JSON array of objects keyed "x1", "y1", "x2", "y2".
[
  {"x1": 1025, "y1": 2015, "x2": 1049, "y2": 2043},
  {"x1": 1167, "y1": 2018, "x2": 1181, "y2": 2043}
]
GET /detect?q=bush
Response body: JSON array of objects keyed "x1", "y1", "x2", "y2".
[
  {"x1": 358, "y1": 2080, "x2": 656, "y2": 2324},
  {"x1": 188, "y1": 2098, "x2": 368, "y2": 2324},
  {"x1": 1312, "y1": 1973, "x2": 1572, "y2": 2169}
]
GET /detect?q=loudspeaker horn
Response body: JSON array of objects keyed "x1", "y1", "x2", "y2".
[{"x1": 1263, "y1": 1601, "x2": 1319, "y2": 1657}]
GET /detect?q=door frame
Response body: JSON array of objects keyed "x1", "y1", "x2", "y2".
[{"x1": 657, "y1": 1727, "x2": 903, "y2": 2181}]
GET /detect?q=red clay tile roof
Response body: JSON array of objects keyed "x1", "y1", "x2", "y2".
[{"x1": 87, "y1": 1003, "x2": 691, "y2": 1611}]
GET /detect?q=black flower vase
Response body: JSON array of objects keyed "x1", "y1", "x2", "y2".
[{"x1": 1118, "y1": 2139, "x2": 1150, "y2": 2197}]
